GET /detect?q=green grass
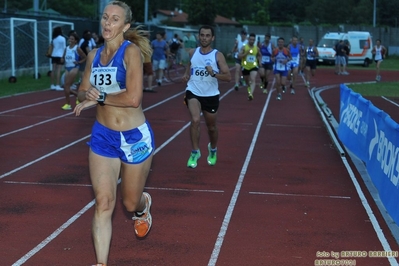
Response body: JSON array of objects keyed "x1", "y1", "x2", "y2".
[
  {"x1": 348, "y1": 81, "x2": 399, "y2": 97},
  {"x1": 0, "y1": 55, "x2": 398, "y2": 98},
  {"x1": 0, "y1": 73, "x2": 51, "y2": 97}
]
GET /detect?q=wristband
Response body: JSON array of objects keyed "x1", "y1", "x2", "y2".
[
  {"x1": 211, "y1": 73, "x2": 216, "y2": 77},
  {"x1": 97, "y1": 92, "x2": 107, "y2": 106}
]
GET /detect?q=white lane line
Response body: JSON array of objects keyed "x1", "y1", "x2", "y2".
[
  {"x1": 0, "y1": 135, "x2": 90, "y2": 180},
  {"x1": 382, "y1": 96, "x2": 399, "y2": 108},
  {"x1": 0, "y1": 112, "x2": 72, "y2": 138},
  {"x1": 208, "y1": 88, "x2": 273, "y2": 266},
  {"x1": 3, "y1": 181, "x2": 93, "y2": 187},
  {"x1": 11, "y1": 86, "x2": 235, "y2": 265},
  {"x1": 0, "y1": 97, "x2": 64, "y2": 115},
  {"x1": 12, "y1": 200, "x2": 96, "y2": 266},
  {"x1": 1, "y1": 90, "x2": 188, "y2": 178},
  {"x1": 314, "y1": 86, "x2": 399, "y2": 266},
  {"x1": 249, "y1": 191, "x2": 351, "y2": 199},
  {"x1": 341, "y1": 157, "x2": 399, "y2": 266},
  {"x1": 3, "y1": 181, "x2": 224, "y2": 193},
  {"x1": 0, "y1": 91, "x2": 185, "y2": 139}
]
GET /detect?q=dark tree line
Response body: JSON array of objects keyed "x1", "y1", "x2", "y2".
[{"x1": 2, "y1": 0, "x2": 398, "y2": 27}]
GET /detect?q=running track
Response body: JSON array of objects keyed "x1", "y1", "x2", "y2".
[{"x1": 0, "y1": 67, "x2": 398, "y2": 266}]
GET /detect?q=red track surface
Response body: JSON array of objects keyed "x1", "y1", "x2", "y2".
[{"x1": 1, "y1": 66, "x2": 398, "y2": 266}]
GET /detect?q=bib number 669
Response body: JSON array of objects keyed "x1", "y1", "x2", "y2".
[{"x1": 195, "y1": 69, "x2": 209, "y2": 77}]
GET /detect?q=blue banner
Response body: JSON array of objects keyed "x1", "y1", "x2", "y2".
[{"x1": 338, "y1": 84, "x2": 399, "y2": 225}]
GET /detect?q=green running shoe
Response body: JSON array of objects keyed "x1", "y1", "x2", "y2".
[
  {"x1": 207, "y1": 143, "x2": 217, "y2": 166},
  {"x1": 187, "y1": 150, "x2": 201, "y2": 168}
]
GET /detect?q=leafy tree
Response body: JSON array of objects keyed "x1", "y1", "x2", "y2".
[
  {"x1": 1, "y1": 0, "x2": 397, "y2": 27},
  {"x1": 254, "y1": 0, "x2": 270, "y2": 25},
  {"x1": 214, "y1": 0, "x2": 236, "y2": 20},
  {"x1": 47, "y1": 0, "x2": 96, "y2": 18},
  {"x1": 184, "y1": 0, "x2": 217, "y2": 26},
  {"x1": 269, "y1": 0, "x2": 302, "y2": 23},
  {"x1": 351, "y1": 0, "x2": 373, "y2": 25},
  {"x1": 379, "y1": 0, "x2": 399, "y2": 26}
]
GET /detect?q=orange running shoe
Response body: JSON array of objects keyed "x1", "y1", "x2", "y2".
[{"x1": 132, "y1": 192, "x2": 152, "y2": 238}]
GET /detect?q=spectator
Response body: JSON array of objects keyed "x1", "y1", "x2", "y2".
[
  {"x1": 143, "y1": 31, "x2": 155, "y2": 92},
  {"x1": 78, "y1": 30, "x2": 93, "y2": 83},
  {"x1": 151, "y1": 31, "x2": 169, "y2": 86},
  {"x1": 79, "y1": 29, "x2": 96, "y2": 50},
  {"x1": 50, "y1": 26, "x2": 66, "y2": 91},
  {"x1": 183, "y1": 32, "x2": 197, "y2": 50},
  {"x1": 334, "y1": 40, "x2": 348, "y2": 75},
  {"x1": 343, "y1": 40, "x2": 350, "y2": 74}
]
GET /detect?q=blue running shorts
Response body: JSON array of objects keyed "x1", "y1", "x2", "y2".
[{"x1": 89, "y1": 120, "x2": 155, "y2": 164}]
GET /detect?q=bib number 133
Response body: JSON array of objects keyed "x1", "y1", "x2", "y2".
[{"x1": 93, "y1": 73, "x2": 112, "y2": 86}]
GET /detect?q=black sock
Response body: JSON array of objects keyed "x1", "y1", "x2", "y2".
[
  {"x1": 135, "y1": 211, "x2": 145, "y2": 217},
  {"x1": 264, "y1": 81, "x2": 268, "y2": 88}
]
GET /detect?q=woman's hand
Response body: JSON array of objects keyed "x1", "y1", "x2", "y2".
[
  {"x1": 73, "y1": 100, "x2": 97, "y2": 116},
  {"x1": 85, "y1": 87, "x2": 101, "y2": 102}
]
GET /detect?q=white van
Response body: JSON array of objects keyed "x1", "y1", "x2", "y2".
[
  {"x1": 345, "y1": 31, "x2": 373, "y2": 67},
  {"x1": 317, "y1": 32, "x2": 346, "y2": 65}
]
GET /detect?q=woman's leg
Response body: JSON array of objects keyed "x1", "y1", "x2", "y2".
[
  {"x1": 89, "y1": 151, "x2": 121, "y2": 264},
  {"x1": 120, "y1": 155, "x2": 153, "y2": 237}
]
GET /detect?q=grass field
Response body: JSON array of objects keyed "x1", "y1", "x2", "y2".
[
  {"x1": 348, "y1": 81, "x2": 399, "y2": 97},
  {"x1": 1, "y1": 56, "x2": 398, "y2": 98},
  {"x1": 0, "y1": 74, "x2": 51, "y2": 97}
]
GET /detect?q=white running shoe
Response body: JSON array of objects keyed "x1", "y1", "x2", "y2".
[{"x1": 132, "y1": 192, "x2": 152, "y2": 238}]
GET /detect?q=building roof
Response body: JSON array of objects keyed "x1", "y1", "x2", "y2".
[{"x1": 156, "y1": 9, "x2": 239, "y2": 25}]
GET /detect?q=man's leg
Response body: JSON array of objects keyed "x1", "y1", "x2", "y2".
[
  {"x1": 186, "y1": 96, "x2": 202, "y2": 168},
  {"x1": 203, "y1": 110, "x2": 218, "y2": 166},
  {"x1": 234, "y1": 62, "x2": 241, "y2": 90}
]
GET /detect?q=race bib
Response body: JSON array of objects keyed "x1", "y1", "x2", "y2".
[
  {"x1": 276, "y1": 60, "x2": 286, "y2": 71},
  {"x1": 190, "y1": 66, "x2": 214, "y2": 81},
  {"x1": 246, "y1": 55, "x2": 256, "y2": 63},
  {"x1": 91, "y1": 67, "x2": 120, "y2": 93},
  {"x1": 262, "y1": 56, "x2": 270, "y2": 63}
]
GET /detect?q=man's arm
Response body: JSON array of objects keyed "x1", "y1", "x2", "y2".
[
  {"x1": 237, "y1": 46, "x2": 247, "y2": 59},
  {"x1": 206, "y1": 52, "x2": 231, "y2": 82},
  {"x1": 182, "y1": 48, "x2": 195, "y2": 82}
]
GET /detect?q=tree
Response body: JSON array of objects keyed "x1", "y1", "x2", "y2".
[
  {"x1": 351, "y1": 0, "x2": 373, "y2": 25},
  {"x1": 254, "y1": 0, "x2": 270, "y2": 25},
  {"x1": 184, "y1": 0, "x2": 217, "y2": 26},
  {"x1": 379, "y1": 0, "x2": 399, "y2": 26}
]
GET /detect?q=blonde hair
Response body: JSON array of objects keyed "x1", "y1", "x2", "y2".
[
  {"x1": 106, "y1": 1, "x2": 152, "y2": 59},
  {"x1": 124, "y1": 27, "x2": 152, "y2": 60}
]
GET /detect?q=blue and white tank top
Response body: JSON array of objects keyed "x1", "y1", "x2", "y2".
[
  {"x1": 306, "y1": 46, "x2": 317, "y2": 60},
  {"x1": 273, "y1": 49, "x2": 290, "y2": 71},
  {"x1": 289, "y1": 44, "x2": 301, "y2": 64},
  {"x1": 64, "y1": 45, "x2": 79, "y2": 68},
  {"x1": 90, "y1": 40, "x2": 130, "y2": 94},
  {"x1": 260, "y1": 42, "x2": 273, "y2": 64},
  {"x1": 374, "y1": 46, "x2": 383, "y2": 61},
  {"x1": 186, "y1": 47, "x2": 220, "y2": 97}
]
